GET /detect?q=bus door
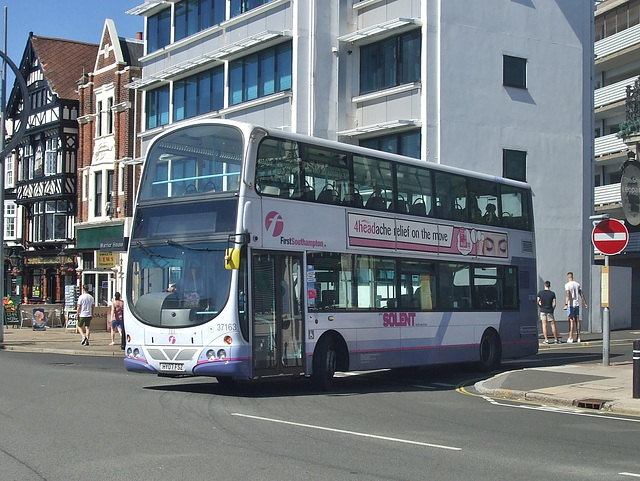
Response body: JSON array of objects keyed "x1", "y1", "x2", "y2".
[{"x1": 251, "y1": 252, "x2": 304, "y2": 376}]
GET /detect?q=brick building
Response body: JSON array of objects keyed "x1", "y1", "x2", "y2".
[{"x1": 76, "y1": 19, "x2": 142, "y2": 304}]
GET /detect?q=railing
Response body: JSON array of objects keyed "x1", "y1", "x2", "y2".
[
  {"x1": 595, "y1": 23, "x2": 640, "y2": 60},
  {"x1": 594, "y1": 133, "x2": 627, "y2": 158},
  {"x1": 595, "y1": 77, "x2": 636, "y2": 109},
  {"x1": 594, "y1": 183, "x2": 621, "y2": 206}
]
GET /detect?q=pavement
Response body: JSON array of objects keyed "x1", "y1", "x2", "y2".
[
  {"x1": 0, "y1": 325, "x2": 125, "y2": 357},
  {"x1": 1, "y1": 324, "x2": 639, "y2": 415}
]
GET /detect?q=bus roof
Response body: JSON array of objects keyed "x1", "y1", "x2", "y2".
[{"x1": 148, "y1": 118, "x2": 532, "y2": 191}]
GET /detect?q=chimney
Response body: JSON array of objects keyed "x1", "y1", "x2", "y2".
[{"x1": 136, "y1": 32, "x2": 143, "y2": 40}]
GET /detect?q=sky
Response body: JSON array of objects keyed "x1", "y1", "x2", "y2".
[{"x1": 0, "y1": 0, "x2": 144, "y2": 87}]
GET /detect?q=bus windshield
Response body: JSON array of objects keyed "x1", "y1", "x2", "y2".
[
  {"x1": 138, "y1": 124, "x2": 244, "y2": 201},
  {"x1": 128, "y1": 240, "x2": 231, "y2": 328}
]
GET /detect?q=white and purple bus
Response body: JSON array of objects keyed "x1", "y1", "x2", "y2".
[{"x1": 124, "y1": 120, "x2": 538, "y2": 389}]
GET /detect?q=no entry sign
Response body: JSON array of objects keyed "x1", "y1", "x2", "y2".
[{"x1": 592, "y1": 218, "x2": 629, "y2": 256}]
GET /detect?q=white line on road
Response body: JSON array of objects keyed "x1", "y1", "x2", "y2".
[
  {"x1": 481, "y1": 396, "x2": 640, "y2": 423},
  {"x1": 620, "y1": 473, "x2": 640, "y2": 478},
  {"x1": 231, "y1": 413, "x2": 462, "y2": 451}
]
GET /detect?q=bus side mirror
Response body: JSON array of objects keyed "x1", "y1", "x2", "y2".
[{"x1": 225, "y1": 248, "x2": 241, "y2": 270}]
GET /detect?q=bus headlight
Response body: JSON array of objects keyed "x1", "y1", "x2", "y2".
[
  {"x1": 217, "y1": 349, "x2": 227, "y2": 360},
  {"x1": 126, "y1": 347, "x2": 132, "y2": 356},
  {"x1": 133, "y1": 348, "x2": 140, "y2": 358},
  {"x1": 206, "y1": 349, "x2": 216, "y2": 361}
]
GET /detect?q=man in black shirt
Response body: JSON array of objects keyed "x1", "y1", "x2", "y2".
[{"x1": 537, "y1": 280, "x2": 559, "y2": 344}]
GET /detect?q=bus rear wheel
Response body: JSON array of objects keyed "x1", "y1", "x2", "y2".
[
  {"x1": 478, "y1": 329, "x2": 502, "y2": 371},
  {"x1": 313, "y1": 335, "x2": 337, "y2": 391}
]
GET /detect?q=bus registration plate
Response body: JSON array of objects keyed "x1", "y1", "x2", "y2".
[{"x1": 160, "y1": 362, "x2": 185, "y2": 372}]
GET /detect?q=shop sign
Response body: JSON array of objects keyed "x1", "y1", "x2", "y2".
[{"x1": 97, "y1": 252, "x2": 116, "y2": 268}]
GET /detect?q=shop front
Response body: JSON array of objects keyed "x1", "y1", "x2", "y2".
[
  {"x1": 76, "y1": 223, "x2": 127, "y2": 307},
  {"x1": 21, "y1": 254, "x2": 77, "y2": 304}
]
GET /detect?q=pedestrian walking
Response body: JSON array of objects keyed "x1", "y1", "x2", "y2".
[
  {"x1": 76, "y1": 285, "x2": 95, "y2": 346},
  {"x1": 109, "y1": 292, "x2": 124, "y2": 346},
  {"x1": 564, "y1": 271, "x2": 588, "y2": 343},
  {"x1": 537, "y1": 280, "x2": 559, "y2": 344}
]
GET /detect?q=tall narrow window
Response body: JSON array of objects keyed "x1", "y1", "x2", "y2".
[
  {"x1": 147, "y1": 8, "x2": 171, "y2": 54},
  {"x1": 107, "y1": 97, "x2": 113, "y2": 135},
  {"x1": 5, "y1": 156, "x2": 13, "y2": 186},
  {"x1": 146, "y1": 86, "x2": 170, "y2": 129},
  {"x1": 5, "y1": 203, "x2": 16, "y2": 238},
  {"x1": 95, "y1": 171, "x2": 103, "y2": 217},
  {"x1": 503, "y1": 55, "x2": 527, "y2": 89},
  {"x1": 107, "y1": 170, "x2": 114, "y2": 216},
  {"x1": 96, "y1": 101, "x2": 103, "y2": 137}
]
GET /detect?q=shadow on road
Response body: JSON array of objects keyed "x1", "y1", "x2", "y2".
[{"x1": 142, "y1": 345, "x2": 629, "y2": 398}]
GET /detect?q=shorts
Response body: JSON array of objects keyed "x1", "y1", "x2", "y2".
[
  {"x1": 540, "y1": 312, "x2": 555, "y2": 322},
  {"x1": 567, "y1": 305, "x2": 580, "y2": 318},
  {"x1": 111, "y1": 319, "x2": 123, "y2": 330},
  {"x1": 78, "y1": 316, "x2": 92, "y2": 328}
]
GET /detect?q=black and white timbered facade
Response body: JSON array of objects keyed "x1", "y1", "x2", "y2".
[{"x1": 5, "y1": 34, "x2": 97, "y2": 303}]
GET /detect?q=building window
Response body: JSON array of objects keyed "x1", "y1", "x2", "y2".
[
  {"x1": 230, "y1": 0, "x2": 274, "y2": 18},
  {"x1": 96, "y1": 100, "x2": 103, "y2": 136},
  {"x1": 174, "y1": 65, "x2": 224, "y2": 121},
  {"x1": 503, "y1": 149, "x2": 527, "y2": 182},
  {"x1": 5, "y1": 156, "x2": 13, "y2": 187},
  {"x1": 5, "y1": 203, "x2": 16, "y2": 238},
  {"x1": 31, "y1": 200, "x2": 69, "y2": 242},
  {"x1": 175, "y1": 0, "x2": 226, "y2": 42},
  {"x1": 147, "y1": 8, "x2": 171, "y2": 54},
  {"x1": 146, "y1": 85, "x2": 170, "y2": 129},
  {"x1": 45, "y1": 138, "x2": 58, "y2": 176},
  {"x1": 107, "y1": 97, "x2": 114, "y2": 135},
  {"x1": 360, "y1": 30, "x2": 421, "y2": 94},
  {"x1": 20, "y1": 144, "x2": 33, "y2": 181},
  {"x1": 360, "y1": 130, "x2": 421, "y2": 159},
  {"x1": 95, "y1": 171, "x2": 103, "y2": 217},
  {"x1": 229, "y1": 42, "x2": 292, "y2": 106},
  {"x1": 503, "y1": 55, "x2": 527, "y2": 89},
  {"x1": 107, "y1": 169, "x2": 114, "y2": 216},
  {"x1": 83, "y1": 252, "x2": 95, "y2": 270}
]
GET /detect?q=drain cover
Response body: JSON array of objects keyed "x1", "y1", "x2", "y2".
[{"x1": 576, "y1": 398, "x2": 609, "y2": 409}]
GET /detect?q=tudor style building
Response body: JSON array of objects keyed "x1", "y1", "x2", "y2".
[
  {"x1": 5, "y1": 34, "x2": 98, "y2": 303},
  {"x1": 76, "y1": 20, "x2": 143, "y2": 304}
]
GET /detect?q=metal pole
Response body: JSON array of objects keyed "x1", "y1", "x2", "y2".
[
  {"x1": 603, "y1": 255, "x2": 610, "y2": 366},
  {"x1": 634, "y1": 340, "x2": 640, "y2": 399},
  {"x1": 0, "y1": 7, "x2": 7, "y2": 343}
]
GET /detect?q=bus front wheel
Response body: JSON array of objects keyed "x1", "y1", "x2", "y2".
[
  {"x1": 313, "y1": 335, "x2": 337, "y2": 391},
  {"x1": 478, "y1": 329, "x2": 502, "y2": 371}
]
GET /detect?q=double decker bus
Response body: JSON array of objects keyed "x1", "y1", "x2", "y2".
[{"x1": 124, "y1": 120, "x2": 538, "y2": 389}]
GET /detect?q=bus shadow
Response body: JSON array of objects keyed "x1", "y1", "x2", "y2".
[
  {"x1": 144, "y1": 364, "x2": 496, "y2": 398},
  {"x1": 143, "y1": 349, "x2": 627, "y2": 398}
]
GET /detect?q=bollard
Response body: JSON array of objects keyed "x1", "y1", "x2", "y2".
[{"x1": 634, "y1": 340, "x2": 640, "y2": 399}]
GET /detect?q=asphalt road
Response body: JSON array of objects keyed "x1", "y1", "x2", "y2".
[{"x1": 1, "y1": 343, "x2": 639, "y2": 481}]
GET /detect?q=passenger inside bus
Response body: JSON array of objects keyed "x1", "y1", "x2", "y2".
[{"x1": 483, "y1": 203, "x2": 499, "y2": 225}]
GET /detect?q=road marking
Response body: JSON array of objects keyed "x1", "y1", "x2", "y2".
[
  {"x1": 232, "y1": 413, "x2": 462, "y2": 451},
  {"x1": 620, "y1": 473, "x2": 640, "y2": 478},
  {"x1": 478, "y1": 396, "x2": 640, "y2": 423}
]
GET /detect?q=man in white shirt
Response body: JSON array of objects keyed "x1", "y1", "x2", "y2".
[
  {"x1": 564, "y1": 272, "x2": 588, "y2": 343},
  {"x1": 76, "y1": 285, "x2": 95, "y2": 346}
]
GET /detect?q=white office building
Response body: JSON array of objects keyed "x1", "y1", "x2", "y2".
[{"x1": 128, "y1": 1, "x2": 595, "y2": 329}]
